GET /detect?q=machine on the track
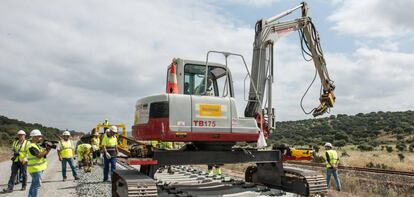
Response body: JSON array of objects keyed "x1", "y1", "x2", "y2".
[{"x1": 113, "y1": 2, "x2": 335, "y2": 196}]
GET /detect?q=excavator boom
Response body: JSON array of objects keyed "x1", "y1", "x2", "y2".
[{"x1": 245, "y1": 2, "x2": 336, "y2": 135}]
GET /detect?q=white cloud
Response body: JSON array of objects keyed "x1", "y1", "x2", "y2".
[
  {"x1": 0, "y1": 0, "x2": 253, "y2": 131},
  {"x1": 226, "y1": 0, "x2": 280, "y2": 7},
  {"x1": 328, "y1": 0, "x2": 414, "y2": 38},
  {"x1": 1, "y1": 0, "x2": 413, "y2": 133}
]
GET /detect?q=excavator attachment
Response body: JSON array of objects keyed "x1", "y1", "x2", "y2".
[{"x1": 313, "y1": 91, "x2": 335, "y2": 117}]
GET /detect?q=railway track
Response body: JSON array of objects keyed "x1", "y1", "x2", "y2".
[
  {"x1": 286, "y1": 161, "x2": 414, "y2": 177},
  {"x1": 116, "y1": 160, "x2": 293, "y2": 196},
  {"x1": 156, "y1": 166, "x2": 289, "y2": 197}
]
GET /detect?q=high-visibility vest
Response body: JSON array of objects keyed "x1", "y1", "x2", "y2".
[
  {"x1": 77, "y1": 144, "x2": 92, "y2": 161},
  {"x1": 12, "y1": 140, "x2": 29, "y2": 162},
  {"x1": 151, "y1": 141, "x2": 159, "y2": 148},
  {"x1": 159, "y1": 142, "x2": 173, "y2": 150},
  {"x1": 325, "y1": 150, "x2": 339, "y2": 168},
  {"x1": 102, "y1": 135, "x2": 117, "y2": 149},
  {"x1": 91, "y1": 137, "x2": 100, "y2": 150},
  {"x1": 59, "y1": 140, "x2": 74, "y2": 158},
  {"x1": 27, "y1": 143, "x2": 48, "y2": 174}
]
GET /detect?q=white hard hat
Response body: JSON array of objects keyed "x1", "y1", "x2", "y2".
[
  {"x1": 30, "y1": 129, "x2": 42, "y2": 137},
  {"x1": 105, "y1": 129, "x2": 110, "y2": 133},
  {"x1": 324, "y1": 142, "x2": 333, "y2": 148},
  {"x1": 17, "y1": 130, "x2": 26, "y2": 135},
  {"x1": 62, "y1": 131, "x2": 71, "y2": 136},
  {"x1": 110, "y1": 125, "x2": 117, "y2": 132}
]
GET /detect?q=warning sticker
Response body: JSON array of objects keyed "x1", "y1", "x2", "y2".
[{"x1": 199, "y1": 104, "x2": 222, "y2": 117}]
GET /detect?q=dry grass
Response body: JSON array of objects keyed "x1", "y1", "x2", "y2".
[
  {"x1": 330, "y1": 145, "x2": 414, "y2": 172},
  {"x1": 0, "y1": 146, "x2": 10, "y2": 162}
]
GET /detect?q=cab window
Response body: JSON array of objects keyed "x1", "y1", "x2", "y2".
[{"x1": 183, "y1": 64, "x2": 230, "y2": 97}]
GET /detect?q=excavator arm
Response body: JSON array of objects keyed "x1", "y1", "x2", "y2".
[{"x1": 245, "y1": 2, "x2": 335, "y2": 135}]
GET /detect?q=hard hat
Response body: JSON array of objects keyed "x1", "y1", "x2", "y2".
[
  {"x1": 105, "y1": 129, "x2": 110, "y2": 133},
  {"x1": 110, "y1": 125, "x2": 117, "y2": 132},
  {"x1": 17, "y1": 130, "x2": 26, "y2": 135},
  {"x1": 62, "y1": 131, "x2": 71, "y2": 136},
  {"x1": 324, "y1": 142, "x2": 333, "y2": 148},
  {"x1": 30, "y1": 129, "x2": 42, "y2": 137}
]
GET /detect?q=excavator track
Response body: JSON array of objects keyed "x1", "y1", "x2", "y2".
[
  {"x1": 283, "y1": 166, "x2": 327, "y2": 196},
  {"x1": 112, "y1": 169, "x2": 158, "y2": 197},
  {"x1": 245, "y1": 165, "x2": 327, "y2": 197}
]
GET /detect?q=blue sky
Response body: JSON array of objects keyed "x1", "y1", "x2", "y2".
[{"x1": 1, "y1": 0, "x2": 413, "y2": 132}]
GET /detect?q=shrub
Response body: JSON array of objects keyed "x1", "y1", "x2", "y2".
[
  {"x1": 358, "y1": 144, "x2": 374, "y2": 151},
  {"x1": 398, "y1": 153, "x2": 405, "y2": 162},
  {"x1": 334, "y1": 140, "x2": 346, "y2": 148},
  {"x1": 409, "y1": 146, "x2": 414, "y2": 152},
  {"x1": 368, "y1": 141, "x2": 380, "y2": 147},
  {"x1": 366, "y1": 162, "x2": 393, "y2": 170},
  {"x1": 396, "y1": 143, "x2": 406, "y2": 152},
  {"x1": 386, "y1": 146, "x2": 393, "y2": 153}
]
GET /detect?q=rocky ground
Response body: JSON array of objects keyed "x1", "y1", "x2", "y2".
[{"x1": 76, "y1": 161, "x2": 111, "y2": 197}]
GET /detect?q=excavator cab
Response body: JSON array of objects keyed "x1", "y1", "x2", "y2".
[
  {"x1": 168, "y1": 61, "x2": 233, "y2": 98},
  {"x1": 133, "y1": 58, "x2": 260, "y2": 143}
]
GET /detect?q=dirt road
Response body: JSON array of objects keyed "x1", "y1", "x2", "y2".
[{"x1": 0, "y1": 149, "x2": 77, "y2": 197}]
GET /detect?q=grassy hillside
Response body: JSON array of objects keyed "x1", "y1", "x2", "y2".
[
  {"x1": 270, "y1": 110, "x2": 414, "y2": 149},
  {"x1": 0, "y1": 115, "x2": 81, "y2": 145}
]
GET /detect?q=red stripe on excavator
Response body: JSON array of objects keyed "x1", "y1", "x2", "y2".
[{"x1": 132, "y1": 118, "x2": 259, "y2": 142}]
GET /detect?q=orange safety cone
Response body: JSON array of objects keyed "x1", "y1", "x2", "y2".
[{"x1": 167, "y1": 59, "x2": 178, "y2": 94}]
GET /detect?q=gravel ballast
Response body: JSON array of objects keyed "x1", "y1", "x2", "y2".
[{"x1": 76, "y1": 164, "x2": 111, "y2": 197}]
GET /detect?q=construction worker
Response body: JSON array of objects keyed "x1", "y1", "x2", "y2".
[
  {"x1": 103, "y1": 118, "x2": 110, "y2": 132},
  {"x1": 27, "y1": 129, "x2": 51, "y2": 197},
  {"x1": 207, "y1": 165, "x2": 222, "y2": 176},
  {"x1": 2, "y1": 130, "x2": 29, "y2": 193},
  {"x1": 91, "y1": 131, "x2": 101, "y2": 165},
  {"x1": 75, "y1": 137, "x2": 84, "y2": 169},
  {"x1": 57, "y1": 131, "x2": 79, "y2": 181},
  {"x1": 102, "y1": 125, "x2": 118, "y2": 182},
  {"x1": 153, "y1": 141, "x2": 174, "y2": 173},
  {"x1": 77, "y1": 143, "x2": 92, "y2": 173},
  {"x1": 324, "y1": 142, "x2": 341, "y2": 191}
]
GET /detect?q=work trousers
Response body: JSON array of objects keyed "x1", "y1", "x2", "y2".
[
  {"x1": 92, "y1": 150, "x2": 100, "y2": 162},
  {"x1": 103, "y1": 157, "x2": 116, "y2": 181},
  {"x1": 326, "y1": 168, "x2": 341, "y2": 191},
  {"x1": 61, "y1": 158, "x2": 77, "y2": 179},
  {"x1": 28, "y1": 171, "x2": 42, "y2": 197},
  {"x1": 7, "y1": 161, "x2": 27, "y2": 190}
]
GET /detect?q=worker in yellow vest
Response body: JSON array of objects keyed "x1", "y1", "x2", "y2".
[
  {"x1": 2, "y1": 130, "x2": 29, "y2": 193},
  {"x1": 324, "y1": 142, "x2": 341, "y2": 191},
  {"x1": 103, "y1": 118, "x2": 110, "y2": 133},
  {"x1": 77, "y1": 143, "x2": 92, "y2": 173},
  {"x1": 91, "y1": 132, "x2": 101, "y2": 165},
  {"x1": 151, "y1": 141, "x2": 173, "y2": 150},
  {"x1": 57, "y1": 131, "x2": 79, "y2": 181},
  {"x1": 207, "y1": 165, "x2": 222, "y2": 176},
  {"x1": 102, "y1": 126, "x2": 118, "y2": 182},
  {"x1": 27, "y1": 129, "x2": 51, "y2": 197}
]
